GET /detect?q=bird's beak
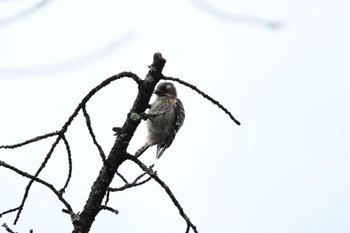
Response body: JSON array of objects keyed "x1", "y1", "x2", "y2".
[{"x1": 153, "y1": 90, "x2": 164, "y2": 96}]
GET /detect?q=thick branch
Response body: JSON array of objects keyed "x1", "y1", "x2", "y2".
[
  {"x1": 10, "y1": 71, "x2": 140, "y2": 224},
  {"x1": 72, "y1": 53, "x2": 166, "y2": 233}
]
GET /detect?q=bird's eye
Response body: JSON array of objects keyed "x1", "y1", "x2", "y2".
[{"x1": 166, "y1": 84, "x2": 172, "y2": 89}]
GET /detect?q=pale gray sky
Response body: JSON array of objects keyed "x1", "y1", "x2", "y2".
[{"x1": 0, "y1": 0, "x2": 349, "y2": 232}]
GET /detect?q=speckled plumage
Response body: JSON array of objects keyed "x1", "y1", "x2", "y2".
[{"x1": 135, "y1": 82, "x2": 185, "y2": 159}]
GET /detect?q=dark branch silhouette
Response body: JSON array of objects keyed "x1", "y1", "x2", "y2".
[
  {"x1": 0, "y1": 160, "x2": 74, "y2": 217},
  {"x1": 0, "y1": 71, "x2": 140, "y2": 225},
  {"x1": 164, "y1": 76, "x2": 241, "y2": 125},
  {"x1": 13, "y1": 135, "x2": 62, "y2": 224},
  {"x1": 0, "y1": 207, "x2": 20, "y2": 218},
  {"x1": 0, "y1": 131, "x2": 58, "y2": 149},
  {"x1": 127, "y1": 155, "x2": 199, "y2": 233},
  {"x1": 82, "y1": 105, "x2": 106, "y2": 163},
  {"x1": 0, "y1": 53, "x2": 240, "y2": 233},
  {"x1": 2, "y1": 223, "x2": 16, "y2": 233},
  {"x1": 99, "y1": 205, "x2": 119, "y2": 215},
  {"x1": 60, "y1": 134, "x2": 73, "y2": 194},
  {"x1": 71, "y1": 53, "x2": 168, "y2": 233},
  {"x1": 115, "y1": 170, "x2": 129, "y2": 184},
  {"x1": 109, "y1": 166, "x2": 153, "y2": 192}
]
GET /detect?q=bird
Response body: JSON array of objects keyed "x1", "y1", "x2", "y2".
[{"x1": 135, "y1": 82, "x2": 185, "y2": 159}]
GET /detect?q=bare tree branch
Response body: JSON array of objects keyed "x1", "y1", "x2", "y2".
[
  {"x1": 109, "y1": 169, "x2": 152, "y2": 192},
  {"x1": 0, "y1": 160, "x2": 75, "y2": 218},
  {"x1": 82, "y1": 105, "x2": 106, "y2": 163},
  {"x1": 0, "y1": 131, "x2": 58, "y2": 149},
  {"x1": 185, "y1": 223, "x2": 190, "y2": 233},
  {"x1": 0, "y1": 53, "x2": 240, "y2": 232},
  {"x1": 72, "y1": 53, "x2": 167, "y2": 233},
  {"x1": 99, "y1": 205, "x2": 119, "y2": 215},
  {"x1": 59, "y1": 134, "x2": 73, "y2": 194},
  {"x1": 0, "y1": 208, "x2": 20, "y2": 219},
  {"x1": 13, "y1": 135, "x2": 62, "y2": 224},
  {"x1": 106, "y1": 169, "x2": 152, "y2": 206},
  {"x1": 115, "y1": 170, "x2": 128, "y2": 184},
  {"x1": 61, "y1": 71, "x2": 141, "y2": 135},
  {"x1": 127, "y1": 155, "x2": 199, "y2": 233},
  {"x1": 163, "y1": 76, "x2": 241, "y2": 125},
  {"x1": 104, "y1": 190, "x2": 111, "y2": 206},
  {"x1": 1, "y1": 71, "x2": 141, "y2": 225},
  {"x1": 2, "y1": 223, "x2": 16, "y2": 233}
]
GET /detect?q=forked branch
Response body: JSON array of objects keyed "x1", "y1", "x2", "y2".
[
  {"x1": 0, "y1": 53, "x2": 241, "y2": 233},
  {"x1": 127, "y1": 155, "x2": 199, "y2": 233}
]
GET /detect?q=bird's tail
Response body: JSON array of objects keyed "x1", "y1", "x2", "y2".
[
  {"x1": 135, "y1": 142, "x2": 151, "y2": 158},
  {"x1": 156, "y1": 145, "x2": 167, "y2": 159}
]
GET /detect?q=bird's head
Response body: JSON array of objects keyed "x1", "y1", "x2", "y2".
[{"x1": 153, "y1": 82, "x2": 178, "y2": 98}]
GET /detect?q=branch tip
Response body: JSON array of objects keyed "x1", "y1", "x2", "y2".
[
  {"x1": 100, "y1": 205, "x2": 119, "y2": 215},
  {"x1": 164, "y1": 76, "x2": 240, "y2": 126},
  {"x1": 149, "y1": 52, "x2": 166, "y2": 73}
]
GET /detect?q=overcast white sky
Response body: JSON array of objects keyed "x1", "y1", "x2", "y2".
[{"x1": 0, "y1": 0, "x2": 350, "y2": 232}]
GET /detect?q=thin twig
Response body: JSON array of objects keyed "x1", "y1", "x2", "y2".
[
  {"x1": 1, "y1": 223, "x2": 16, "y2": 233},
  {"x1": 100, "y1": 205, "x2": 119, "y2": 215},
  {"x1": 0, "y1": 160, "x2": 74, "y2": 217},
  {"x1": 127, "y1": 155, "x2": 199, "y2": 233},
  {"x1": 115, "y1": 171, "x2": 128, "y2": 184},
  {"x1": 185, "y1": 223, "x2": 190, "y2": 233},
  {"x1": 109, "y1": 166, "x2": 154, "y2": 192},
  {"x1": 163, "y1": 76, "x2": 240, "y2": 125},
  {"x1": 60, "y1": 71, "x2": 141, "y2": 135},
  {"x1": 133, "y1": 168, "x2": 150, "y2": 184},
  {"x1": 11, "y1": 71, "x2": 140, "y2": 224},
  {"x1": 60, "y1": 134, "x2": 73, "y2": 194},
  {"x1": 0, "y1": 132, "x2": 58, "y2": 149},
  {"x1": 104, "y1": 190, "x2": 110, "y2": 206},
  {"x1": 13, "y1": 135, "x2": 62, "y2": 224},
  {"x1": 0, "y1": 207, "x2": 20, "y2": 218},
  {"x1": 82, "y1": 105, "x2": 106, "y2": 163},
  {"x1": 109, "y1": 177, "x2": 152, "y2": 192}
]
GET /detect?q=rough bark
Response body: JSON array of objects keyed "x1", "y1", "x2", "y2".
[{"x1": 72, "y1": 53, "x2": 166, "y2": 233}]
